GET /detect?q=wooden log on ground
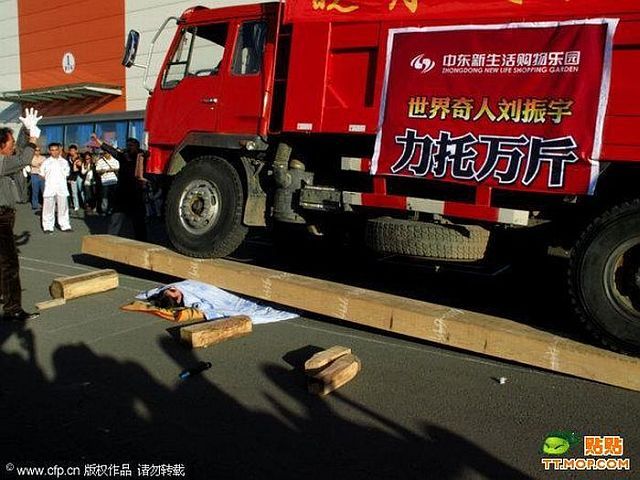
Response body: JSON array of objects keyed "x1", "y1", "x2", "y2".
[
  {"x1": 36, "y1": 298, "x2": 67, "y2": 310},
  {"x1": 308, "y1": 353, "x2": 361, "y2": 395},
  {"x1": 180, "y1": 315, "x2": 252, "y2": 349},
  {"x1": 49, "y1": 269, "x2": 119, "y2": 300},
  {"x1": 304, "y1": 346, "x2": 351, "y2": 372},
  {"x1": 81, "y1": 235, "x2": 640, "y2": 392}
]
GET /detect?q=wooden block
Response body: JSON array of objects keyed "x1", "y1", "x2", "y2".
[
  {"x1": 180, "y1": 315, "x2": 252, "y2": 349},
  {"x1": 49, "y1": 269, "x2": 118, "y2": 300},
  {"x1": 36, "y1": 298, "x2": 67, "y2": 310},
  {"x1": 304, "y1": 346, "x2": 351, "y2": 372},
  {"x1": 81, "y1": 235, "x2": 640, "y2": 392},
  {"x1": 308, "y1": 353, "x2": 361, "y2": 395}
]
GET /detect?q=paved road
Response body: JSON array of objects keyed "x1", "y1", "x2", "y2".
[{"x1": 1, "y1": 203, "x2": 637, "y2": 480}]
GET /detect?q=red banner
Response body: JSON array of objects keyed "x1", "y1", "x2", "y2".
[
  {"x1": 283, "y1": 1, "x2": 634, "y2": 24},
  {"x1": 372, "y1": 20, "x2": 616, "y2": 194}
]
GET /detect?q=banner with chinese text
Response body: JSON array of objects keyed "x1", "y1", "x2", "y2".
[
  {"x1": 283, "y1": 1, "x2": 633, "y2": 24},
  {"x1": 372, "y1": 20, "x2": 617, "y2": 194}
]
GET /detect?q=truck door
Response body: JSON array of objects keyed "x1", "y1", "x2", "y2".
[
  {"x1": 149, "y1": 22, "x2": 230, "y2": 146},
  {"x1": 217, "y1": 19, "x2": 270, "y2": 135}
]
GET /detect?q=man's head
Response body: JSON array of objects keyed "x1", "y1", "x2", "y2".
[
  {"x1": 48, "y1": 142, "x2": 62, "y2": 158},
  {"x1": 0, "y1": 127, "x2": 15, "y2": 156},
  {"x1": 162, "y1": 286, "x2": 184, "y2": 308},
  {"x1": 68, "y1": 144, "x2": 78, "y2": 158},
  {"x1": 126, "y1": 137, "x2": 140, "y2": 155},
  {"x1": 150, "y1": 285, "x2": 184, "y2": 309}
]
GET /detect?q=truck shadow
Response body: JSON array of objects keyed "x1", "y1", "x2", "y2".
[{"x1": 230, "y1": 229, "x2": 592, "y2": 347}]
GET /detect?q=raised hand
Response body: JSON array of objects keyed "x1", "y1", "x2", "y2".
[{"x1": 18, "y1": 107, "x2": 42, "y2": 130}]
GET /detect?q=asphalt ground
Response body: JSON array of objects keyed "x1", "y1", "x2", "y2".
[{"x1": 0, "y1": 202, "x2": 638, "y2": 480}]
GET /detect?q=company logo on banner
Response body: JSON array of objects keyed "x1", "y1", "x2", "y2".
[
  {"x1": 372, "y1": 19, "x2": 617, "y2": 195},
  {"x1": 410, "y1": 54, "x2": 436, "y2": 73}
]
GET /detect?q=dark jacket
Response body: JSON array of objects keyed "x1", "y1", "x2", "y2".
[
  {"x1": 0, "y1": 128, "x2": 36, "y2": 208},
  {"x1": 99, "y1": 142, "x2": 143, "y2": 213}
]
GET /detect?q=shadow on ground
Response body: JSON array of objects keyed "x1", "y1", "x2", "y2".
[{"x1": 0, "y1": 323, "x2": 534, "y2": 479}]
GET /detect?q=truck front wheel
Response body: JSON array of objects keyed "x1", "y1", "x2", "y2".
[
  {"x1": 569, "y1": 200, "x2": 640, "y2": 353},
  {"x1": 166, "y1": 156, "x2": 248, "y2": 258}
]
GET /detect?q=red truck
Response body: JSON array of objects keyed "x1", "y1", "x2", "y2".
[{"x1": 122, "y1": 0, "x2": 640, "y2": 352}]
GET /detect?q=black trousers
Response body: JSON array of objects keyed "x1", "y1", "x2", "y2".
[{"x1": 0, "y1": 208, "x2": 22, "y2": 314}]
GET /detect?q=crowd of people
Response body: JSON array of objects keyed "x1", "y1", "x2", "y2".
[
  {"x1": 23, "y1": 139, "x2": 164, "y2": 227},
  {"x1": 0, "y1": 109, "x2": 167, "y2": 322}
]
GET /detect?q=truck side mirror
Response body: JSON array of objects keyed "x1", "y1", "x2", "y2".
[{"x1": 122, "y1": 30, "x2": 141, "y2": 68}]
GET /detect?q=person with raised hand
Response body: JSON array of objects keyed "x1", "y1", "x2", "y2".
[{"x1": 0, "y1": 108, "x2": 42, "y2": 321}]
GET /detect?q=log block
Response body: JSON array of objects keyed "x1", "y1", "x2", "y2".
[
  {"x1": 304, "y1": 346, "x2": 351, "y2": 372},
  {"x1": 49, "y1": 269, "x2": 118, "y2": 300},
  {"x1": 36, "y1": 298, "x2": 67, "y2": 310},
  {"x1": 308, "y1": 353, "x2": 361, "y2": 395},
  {"x1": 180, "y1": 315, "x2": 252, "y2": 349}
]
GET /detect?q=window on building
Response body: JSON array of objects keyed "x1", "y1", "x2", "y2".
[
  {"x1": 40, "y1": 125, "x2": 63, "y2": 147},
  {"x1": 95, "y1": 121, "x2": 127, "y2": 149},
  {"x1": 128, "y1": 120, "x2": 145, "y2": 143},
  {"x1": 232, "y1": 21, "x2": 267, "y2": 75},
  {"x1": 64, "y1": 123, "x2": 94, "y2": 149},
  {"x1": 162, "y1": 23, "x2": 228, "y2": 88}
]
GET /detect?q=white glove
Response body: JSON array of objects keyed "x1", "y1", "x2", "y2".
[
  {"x1": 30, "y1": 125, "x2": 41, "y2": 139},
  {"x1": 18, "y1": 107, "x2": 43, "y2": 131}
]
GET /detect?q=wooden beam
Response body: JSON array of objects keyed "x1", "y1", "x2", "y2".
[
  {"x1": 180, "y1": 315, "x2": 252, "y2": 349},
  {"x1": 81, "y1": 235, "x2": 640, "y2": 392},
  {"x1": 36, "y1": 298, "x2": 67, "y2": 310},
  {"x1": 49, "y1": 269, "x2": 118, "y2": 300}
]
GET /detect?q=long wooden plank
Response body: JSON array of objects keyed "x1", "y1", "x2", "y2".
[{"x1": 81, "y1": 235, "x2": 640, "y2": 392}]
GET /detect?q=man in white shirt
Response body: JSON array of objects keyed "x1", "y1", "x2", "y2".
[
  {"x1": 40, "y1": 142, "x2": 72, "y2": 233},
  {"x1": 95, "y1": 151, "x2": 119, "y2": 215}
]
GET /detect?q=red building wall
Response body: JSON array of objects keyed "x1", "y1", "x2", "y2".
[{"x1": 18, "y1": 0, "x2": 126, "y2": 116}]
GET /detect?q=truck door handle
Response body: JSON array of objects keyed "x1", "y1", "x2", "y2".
[{"x1": 202, "y1": 97, "x2": 218, "y2": 104}]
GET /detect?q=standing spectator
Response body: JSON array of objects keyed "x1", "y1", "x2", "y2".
[
  {"x1": 41, "y1": 142, "x2": 72, "y2": 233},
  {"x1": 95, "y1": 150, "x2": 119, "y2": 215},
  {"x1": 92, "y1": 133, "x2": 147, "y2": 241},
  {"x1": 81, "y1": 152, "x2": 97, "y2": 214},
  {"x1": 67, "y1": 144, "x2": 82, "y2": 211},
  {"x1": 75, "y1": 152, "x2": 87, "y2": 209},
  {"x1": 30, "y1": 146, "x2": 45, "y2": 210},
  {"x1": 0, "y1": 107, "x2": 42, "y2": 321}
]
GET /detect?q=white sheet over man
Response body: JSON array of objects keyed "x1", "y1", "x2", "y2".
[{"x1": 137, "y1": 280, "x2": 298, "y2": 324}]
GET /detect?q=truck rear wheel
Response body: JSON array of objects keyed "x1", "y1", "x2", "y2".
[
  {"x1": 166, "y1": 156, "x2": 247, "y2": 258},
  {"x1": 569, "y1": 200, "x2": 640, "y2": 353},
  {"x1": 365, "y1": 217, "x2": 490, "y2": 261}
]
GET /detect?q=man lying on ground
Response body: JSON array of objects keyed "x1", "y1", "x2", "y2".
[{"x1": 133, "y1": 279, "x2": 297, "y2": 324}]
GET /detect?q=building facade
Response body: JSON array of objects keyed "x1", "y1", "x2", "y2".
[{"x1": 0, "y1": 0, "x2": 263, "y2": 149}]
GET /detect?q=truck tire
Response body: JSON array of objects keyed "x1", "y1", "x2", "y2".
[
  {"x1": 569, "y1": 200, "x2": 640, "y2": 353},
  {"x1": 166, "y1": 156, "x2": 248, "y2": 258},
  {"x1": 365, "y1": 217, "x2": 490, "y2": 261}
]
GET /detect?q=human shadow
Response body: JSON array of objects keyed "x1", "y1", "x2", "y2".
[
  {"x1": 259, "y1": 361, "x2": 536, "y2": 480},
  {"x1": 0, "y1": 318, "x2": 537, "y2": 479}
]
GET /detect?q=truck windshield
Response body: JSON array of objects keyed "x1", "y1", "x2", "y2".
[{"x1": 162, "y1": 23, "x2": 228, "y2": 89}]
